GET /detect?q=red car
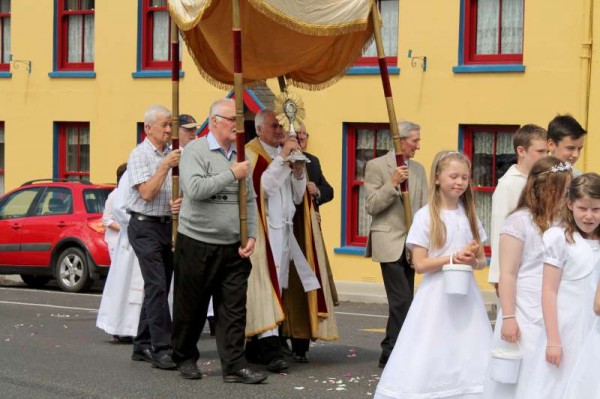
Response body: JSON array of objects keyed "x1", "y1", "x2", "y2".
[{"x1": 0, "y1": 179, "x2": 115, "y2": 292}]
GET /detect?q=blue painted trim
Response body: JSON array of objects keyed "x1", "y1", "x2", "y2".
[
  {"x1": 52, "y1": 123, "x2": 59, "y2": 179},
  {"x1": 457, "y1": 0, "x2": 466, "y2": 66},
  {"x1": 452, "y1": 64, "x2": 525, "y2": 73},
  {"x1": 48, "y1": 71, "x2": 96, "y2": 78},
  {"x1": 333, "y1": 246, "x2": 366, "y2": 256},
  {"x1": 0, "y1": 72, "x2": 12, "y2": 78},
  {"x1": 131, "y1": 70, "x2": 184, "y2": 78},
  {"x1": 245, "y1": 88, "x2": 266, "y2": 109},
  {"x1": 340, "y1": 123, "x2": 349, "y2": 246},
  {"x1": 458, "y1": 125, "x2": 465, "y2": 151},
  {"x1": 347, "y1": 66, "x2": 400, "y2": 75},
  {"x1": 53, "y1": 0, "x2": 58, "y2": 72}
]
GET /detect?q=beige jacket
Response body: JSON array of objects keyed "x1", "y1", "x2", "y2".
[{"x1": 364, "y1": 151, "x2": 428, "y2": 263}]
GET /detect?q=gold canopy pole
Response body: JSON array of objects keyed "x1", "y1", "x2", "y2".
[
  {"x1": 170, "y1": 20, "x2": 180, "y2": 241},
  {"x1": 233, "y1": 0, "x2": 248, "y2": 246},
  {"x1": 371, "y1": 4, "x2": 412, "y2": 227}
]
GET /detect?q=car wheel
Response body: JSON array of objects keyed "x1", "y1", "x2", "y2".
[
  {"x1": 20, "y1": 274, "x2": 51, "y2": 288},
  {"x1": 55, "y1": 247, "x2": 93, "y2": 293}
]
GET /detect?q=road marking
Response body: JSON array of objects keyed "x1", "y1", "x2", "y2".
[
  {"x1": 360, "y1": 328, "x2": 386, "y2": 333},
  {"x1": 0, "y1": 286, "x2": 100, "y2": 297},
  {"x1": 336, "y1": 311, "x2": 387, "y2": 319},
  {"x1": 0, "y1": 300, "x2": 98, "y2": 312}
]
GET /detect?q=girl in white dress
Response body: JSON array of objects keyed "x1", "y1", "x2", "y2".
[
  {"x1": 483, "y1": 157, "x2": 572, "y2": 399},
  {"x1": 375, "y1": 151, "x2": 492, "y2": 399},
  {"x1": 560, "y1": 173, "x2": 600, "y2": 399},
  {"x1": 522, "y1": 173, "x2": 600, "y2": 399}
]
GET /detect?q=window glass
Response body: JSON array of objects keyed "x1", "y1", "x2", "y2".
[
  {"x1": 0, "y1": 188, "x2": 40, "y2": 219},
  {"x1": 35, "y1": 187, "x2": 72, "y2": 216},
  {"x1": 83, "y1": 188, "x2": 111, "y2": 214}
]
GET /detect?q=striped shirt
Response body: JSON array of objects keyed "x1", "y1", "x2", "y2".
[{"x1": 126, "y1": 138, "x2": 172, "y2": 216}]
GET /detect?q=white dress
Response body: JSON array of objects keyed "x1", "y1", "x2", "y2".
[
  {"x1": 562, "y1": 316, "x2": 600, "y2": 398},
  {"x1": 375, "y1": 204, "x2": 492, "y2": 399},
  {"x1": 520, "y1": 228, "x2": 600, "y2": 399},
  {"x1": 483, "y1": 209, "x2": 545, "y2": 399}
]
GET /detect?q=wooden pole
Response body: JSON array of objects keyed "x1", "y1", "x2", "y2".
[
  {"x1": 170, "y1": 20, "x2": 180, "y2": 241},
  {"x1": 371, "y1": 4, "x2": 412, "y2": 227},
  {"x1": 233, "y1": 0, "x2": 248, "y2": 246}
]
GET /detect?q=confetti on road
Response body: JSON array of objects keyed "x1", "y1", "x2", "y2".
[{"x1": 294, "y1": 387, "x2": 305, "y2": 390}]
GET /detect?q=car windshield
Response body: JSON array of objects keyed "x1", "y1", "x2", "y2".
[{"x1": 83, "y1": 188, "x2": 113, "y2": 214}]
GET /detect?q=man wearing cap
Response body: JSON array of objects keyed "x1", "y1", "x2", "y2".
[
  {"x1": 126, "y1": 104, "x2": 181, "y2": 370},
  {"x1": 178, "y1": 114, "x2": 199, "y2": 149}
]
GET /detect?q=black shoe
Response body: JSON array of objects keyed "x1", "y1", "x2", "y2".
[
  {"x1": 378, "y1": 355, "x2": 388, "y2": 369},
  {"x1": 131, "y1": 348, "x2": 152, "y2": 363},
  {"x1": 151, "y1": 352, "x2": 177, "y2": 370},
  {"x1": 113, "y1": 335, "x2": 133, "y2": 344},
  {"x1": 224, "y1": 368, "x2": 268, "y2": 384},
  {"x1": 178, "y1": 361, "x2": 202, "y2": 379},
  {"x1": 280, "y1": 338, "x2": 293, "y2": 356},
  {"x1": 293, "y1": 353, "x2": 309, "y2": 363},
  {"x1": 266, "y1": 358, "x2": 289, "y2": 373}
]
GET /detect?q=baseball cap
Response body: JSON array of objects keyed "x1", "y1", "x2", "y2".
[{"x1": 178, "y1": 114, "x2": 200, "y2": 129}]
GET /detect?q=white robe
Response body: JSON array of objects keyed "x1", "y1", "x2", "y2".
[
  {"x1": 260, "y1": 146, "x2": 320, "y2": 293},
  {"x1": 96, "y1": 171, "x2": 145, "y2": 337}
]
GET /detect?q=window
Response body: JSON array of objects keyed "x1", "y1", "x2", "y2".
[
  {"x1": 0, "y1": 122, "x2": 4, "y2": 194},
  {"x1": 357, "y1": 0, "x2": 398, "y2": 66},
  {"x1": 58, "y1": 123, "x2": 90, "y2": 181},
  {"x1": 462, "y1": 125, "x2": 518, "y2": 253},
  {"x1": 0, "y1": 188, "x2": 41, "y2": 219},
  {"x1": 140, "y1": 0, "x2": 182, "y2": 70},
  {"x1": 0, "y1": 0, "x2": 10, "y2": 72},
  {"x1": 344, "y1": 123, "x2": 392, "y2": 247},
  {"x1": 463, "y1": 0, "x2": 524, "y2": 64},
  {"x1": 36, "y1": 188, "x2": 73, "y2": 216},
  {"x1": 57, "y1": 0, "x2": 94, "y2": 71}
]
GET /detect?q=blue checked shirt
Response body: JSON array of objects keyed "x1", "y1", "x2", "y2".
[{"x1": 126, "y1": 139, "x2": 172, "y2": 216}]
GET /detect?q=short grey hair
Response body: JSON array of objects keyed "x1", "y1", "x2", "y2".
[
  {"x1": 144, "y1": 105, "x2": 171, "y2": 125},
  {"x1": 255, "y1": 108, "x2": 275, "y2": 131},
  {"x1": 398, "y1": 121, "x2": 420, "y2": 138},
  {"x1": 209, "y1": 98, "x2": 235, "y2": 117}
]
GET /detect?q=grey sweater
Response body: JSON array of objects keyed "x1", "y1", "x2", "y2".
[{"x1": 178, "y1": 136, "x2": 258, "y2": 245}]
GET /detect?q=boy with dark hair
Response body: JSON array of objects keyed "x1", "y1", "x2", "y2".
[
  {"x1": 547, "y1": 114, "x2": 586, "y2": 176},
  {"x1": 488, "y1": 124, "x2": 548, "y2": 286}
]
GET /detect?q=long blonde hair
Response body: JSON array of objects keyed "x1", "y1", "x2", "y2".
[{"x1": 428, "y1": 150, "x2": 481, "y2": 250}]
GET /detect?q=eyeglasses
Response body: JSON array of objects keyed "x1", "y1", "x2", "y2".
[{"x1": 215, "y1": 114, "x2": 236, "y2": 123}]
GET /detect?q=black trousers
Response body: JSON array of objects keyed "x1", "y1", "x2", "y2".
[
  {"x1": 379, "y1": 252, "x2": 414, "y2": 363},
  {"x1": 128, "y1": 217, "x2": 174, "y2": 353},
  {"x1": 171, "y1": 233, "x2": 251, "y2": 375}
]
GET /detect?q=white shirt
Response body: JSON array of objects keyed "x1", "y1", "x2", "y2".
[{"x1": 488, "y1": 164, "x2": 527, "y2": 283}]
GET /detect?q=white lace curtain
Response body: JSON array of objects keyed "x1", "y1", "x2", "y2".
[
  {"x1": 356, "y1": 128, "x2": 392, "y2": 237},
  {"x1": 0, "y1": 0, "x2": 9, "y2": 64},
  {"x1": 66, "y1": 0, "x2": 95, "y2": 63},
  {"x1": 66, "y1": 127, "x2": 90, "y2": 173},
  {"x1": 363, "y1": 0, "x2": 399, "y2": 57},
  {"x1": 472, "y1": 131, "x2": 514, "y2": 245},
  {"x1": 476, "y1": 0, "x2": 523, "y2": 55}
]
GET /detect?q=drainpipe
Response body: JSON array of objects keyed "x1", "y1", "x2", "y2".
[{"x1": 582, "y1": 0, "x2": 594, "y2": 172}]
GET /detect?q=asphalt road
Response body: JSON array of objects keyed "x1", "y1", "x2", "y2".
[{"x1": 0, "y1": 277, "x2": 387, "y2": 399}]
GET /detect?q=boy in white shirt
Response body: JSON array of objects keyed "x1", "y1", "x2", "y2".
[
  {"x1": 488, "y1": 125, "x2": 548, "y2": 288},
  {"x1": 547, "y1": 114, "x2": 587, "y2": 177}
]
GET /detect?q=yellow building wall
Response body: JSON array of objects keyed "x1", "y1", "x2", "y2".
[{"x1": 1, "y1": 1, "x2": 599, "y2": 295}]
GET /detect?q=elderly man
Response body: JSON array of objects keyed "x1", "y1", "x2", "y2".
[
  {"x1": 126, "y1": 105, "x2": 181, "y2": 370},
  {"x1": 296, "y1": 124, "x2": 334, "y2": 207},
  {"x1": 364, "y1": 121, "x2": 428, "y2": 369},
  {"x1": 178, "y1": 114, "x2": 199, "y2": 149},
  {"x1": 171, "y1": 98, "x2": 266, "y2": 384},
  {"x1": 245, "y1": 109, "x2": 338, "y2": 371}
]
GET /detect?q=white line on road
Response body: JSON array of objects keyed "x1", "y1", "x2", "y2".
[
  {"x1": 336, "y1": 311, "x2": 387, "y2": 319},
  {"x1": 0, "y1": 286, "x2": 100, "y2": 297},
  {"x1": 0, "y1": 300, "x2": 98, "y2": 312}
]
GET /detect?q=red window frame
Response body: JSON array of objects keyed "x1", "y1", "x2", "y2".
[
  {"x1": 355, "y1": 0, "x2": 398, "y2": 67},
  {"x1": 345, "y1": 123, "x2": 391, "y2": 246},
  {"x1": 462, "y1": 124, "x2": 519, "y2": 255},
  {"x1": 58, "y1": 122, "x2": 90, "y2": 180},
  {"x1": 141, "y1": 0, "x2": 181, "y2": 70},
  {"x1": 463, "y1": 0, "x2": 524, "y2": 65},
  {"x1": 0, "y1": 0, "x2": 10, "y2": 72},
  {"x1": 57, "y1": 0, "x2": 94, "y2": 71}
]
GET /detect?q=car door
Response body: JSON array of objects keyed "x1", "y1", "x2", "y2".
[
  {"x1": 19, "y1": 187, "x2": 74, "y2": 267},
  {"x1": 0, "y1": 187, "x2": 43, "y2": 266}
]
